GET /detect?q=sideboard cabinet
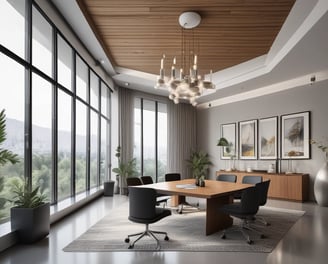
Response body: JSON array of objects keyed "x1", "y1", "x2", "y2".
[{"x1": 216, "y1": 170, "x2": 309, "y2": 202}]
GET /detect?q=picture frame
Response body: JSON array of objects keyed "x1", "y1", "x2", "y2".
[
  {"x1": 239, "y1": 119, "x2": 257, "y2": 160},
  {"x1": 259, "y1": 116, "x2": 278, "y2": 160},
  {"x1": 220, "y1": 123, "x2": 237, "y2": 159},
  {"x1": 281, "y1": 111, "x2": 310, "y2": 159}
]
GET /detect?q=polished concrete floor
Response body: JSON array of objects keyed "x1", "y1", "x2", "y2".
[{"x1": 0, "y1": 195, "x2": 327, "y2": 264}]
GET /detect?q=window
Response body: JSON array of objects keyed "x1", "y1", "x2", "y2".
[
  {"x1": 0, "y1": 0, "x2": 111, "y2": 224},
  {"x1": 75, "y1": 101, "x2": 87, "y2": 194},
  {"x1": 76, "y1": 56, "x2": 88, "y2": 102},
  {"x1": 134, "y1": 98, "x2": 167, "y2": 182},
  {"x1": 32, "y1": 73, "x2": 53, "y2": 200},
  {"x1": 0, "y1": 0, "x2": 26, "y2": 58},
  {"x1": 57, "y1": 35, "x2": 73, "y2": 91},
  {"x1": 32, "y1": 6, "x2": 53, "y2": 77},
  {"x1": 57, "y1": 89, "x2": 72, "y2": 201},
  {"x1": 0, "y1": 54, "x2": 25, "y2": 222}
]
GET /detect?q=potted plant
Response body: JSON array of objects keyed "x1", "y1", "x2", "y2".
[
  {"x1": 186, "y1": 150, "x2": 212, "y2": 185},
  {"x1": 10, "y1": 178, "x2": 50, "y2": 243},
  {"x1": 112, "y1": 146, "x2": 137, "y2": 195},
  {"x1": 1, "y1": 109, "x2": 49, "y2": 243}
]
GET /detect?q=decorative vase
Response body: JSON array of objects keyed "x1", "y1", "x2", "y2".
[{"x1": 314, "y1": 156, "x2": 328, "y2": 206}]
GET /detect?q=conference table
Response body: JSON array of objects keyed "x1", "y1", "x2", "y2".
[{"x1": 143, "y1": 179, "x2": 252, "y2": 235}]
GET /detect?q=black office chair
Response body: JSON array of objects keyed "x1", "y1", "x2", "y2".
[
  {"x1": 164, "y1": 173, "x2": 181, "y2": 182},
  {"x1": 164, "y1": 173, "x2": 199, "y2": 214},
  {"x1": 125, "y1": 187, "x2": 171, "y2": 249},
  {"x1": 234, "y1": 175, "x2": 263, "y2": 199},
  {"x1": 254, "y1": 180, "x2": 271, "y2": 226},
  {"x1": 216, "y1": 174, "x2": 237, "y2": 183},
  {"x1": 126, "y1": 177, "x2": 143, "y2": 186},
  {"x1": 141, "y1": 176, "x2": 170, "y2": 207},
  {"x1": 219, "y1": 186, "x2": 260, "y2": 244}
]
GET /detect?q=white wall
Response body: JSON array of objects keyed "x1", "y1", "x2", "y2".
[{"x1": 197, "y1": 80, "x2": 328, "y2": 201}]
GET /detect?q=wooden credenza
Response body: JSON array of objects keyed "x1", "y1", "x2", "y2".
[{"x1": 216, "y1": 170, "x2": 309, "y2": 202}]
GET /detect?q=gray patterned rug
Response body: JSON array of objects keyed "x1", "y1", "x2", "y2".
[{"x1": 63, "y1": 203, "x2": 304, "y2": 252}]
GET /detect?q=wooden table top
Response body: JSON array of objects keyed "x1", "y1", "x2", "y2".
[{"x1": 141, "y1": 179, "x2": 252, "y2": 199}]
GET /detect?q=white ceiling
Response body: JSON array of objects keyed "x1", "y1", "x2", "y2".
[{"x1": 51, "y1": 0, "x2": 328, "y2": 107}]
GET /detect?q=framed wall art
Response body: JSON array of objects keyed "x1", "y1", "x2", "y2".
[
  {"x1": 239, "y1": 119, "x2": 257, "y2": 160},
  {"x1": 259, "y1": 116, "x2": 278, "y2": 160},
  {"x1": 281, "y1": 111, "x2": 310, "y2": 159},
  {"x1": 220, "y1": 123, "x2": 237, "y2": 159}
]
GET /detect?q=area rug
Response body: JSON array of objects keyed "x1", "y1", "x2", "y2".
[{"x1": 63, "y1": 203, "x2": 304, "y2": 252}]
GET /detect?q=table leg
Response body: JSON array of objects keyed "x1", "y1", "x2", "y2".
[
  {"x1": 170, "y1": 195, "x2": 186, "y2": 207},
  {"x1": 205, "y1": 195, "x2": 233, "y2": 235}
]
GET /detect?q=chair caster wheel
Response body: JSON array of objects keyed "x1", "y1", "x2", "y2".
[
  {"x1": 266, "y1": 223, "x2": 271, "y2": 226},
  {"x1": 247, "y1": 240, "x2": 253, "y2": 245},
  {"x1": 125, "y1": 238, "x2": 130, "y2": 243},
  {"x1": 260, "y1": 234, "x2": 266, "y2": 239},
  {"x1": 128, "y1": 244, "x2": 134, "y2": 249},
  {"x1": 221, "y1": 234, "x2": 226, "y2": 239},
  {"x1": 164, "y1": 235, "x2": 169, "y2": 241}
]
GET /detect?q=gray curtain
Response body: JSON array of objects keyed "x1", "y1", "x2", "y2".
[
  {"x1": 118, "y1": 87, "x2": 134, "y2": 163},
  {"x1": 167, "y1": 102, "x2": 197, "y2": 179}
]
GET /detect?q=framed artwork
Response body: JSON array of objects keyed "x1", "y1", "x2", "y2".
[
  {"x1": 259, "y1": 116, "x2": 278, "y2": 160},
  {"x1": 239, "y1": 119, "x2": 257, "y2": 160},
  {"x1": 220, "y1": 123, "x2": 237, "y2": 159},
  {"x1": 281, "y1": 111, "x2": 310, "y2": 159}
]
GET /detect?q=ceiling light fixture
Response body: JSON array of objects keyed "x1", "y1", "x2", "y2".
[{"x1": 154, "y1": 11, "x2": 215, "y2": 106}]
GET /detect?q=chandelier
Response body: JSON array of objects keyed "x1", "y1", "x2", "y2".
[{"x1": 154, "y1": 11, "x2": 215, "y2": 106}]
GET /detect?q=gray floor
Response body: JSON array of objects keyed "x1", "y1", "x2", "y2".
[{"x1": 0, "y1": 195, "x2": 327, "y2": 264}]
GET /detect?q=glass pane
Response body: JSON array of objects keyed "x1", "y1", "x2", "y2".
[
  {"x1": 76, "y1": 56, "x2": 88, "y2": 102},
  {"x1": 32, "y1": 6, "x2": 53, "y2": 77},
  {"x1": 0, "y1": 54, "x2": 25, "y2": 222},
  {"x1": 90, "y1": 110, "x2": 98, "y2": 188},
  {"x1": 0, "y1": 0, "x2": 25, "y2": 58},
  {"x1": 133, "y1": 98, "x2": 141, "y2": 175},
  {"x1": 76, "y1": 100, "x2": 87, "y2": 193},
  {"x1": 101, "y1": 82, "x2": 109, "y2": 117},
  {"x1": 142, "y1": 100, "x2": 156, "y2": 179},
  {"x1": 57, "y1": 35, "x2": 73, "y2": 91},
  {"x1": 157, "y1": 103, "x2": 167, "y2": 182},
  {"x1": 90, "y1": 71, "x2": 99, "y2": 109},
  {"x1": 57, "y1": 89, "x2": 72, "y2": 201},
  {"x1": 32, "y1": 73, "x2": 52, "y2": 201},
  {"x1": 100, "y1": 117, "x2": 108, "y2": 184}
]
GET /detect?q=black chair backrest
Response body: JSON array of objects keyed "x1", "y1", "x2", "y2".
[
  {"x1": 128, "y1": 187, "x2": 156, "y2": 219},
  {"x1": 126, "y1": 177, "x2": 143, "y2": 186},
  {"x1": 216, "y1": 174, "x2": 237, "y2": 183},
  {"x1": 256, "y1": 180, "x2": 270, "y2": 206},
  {"x1": 242, "y1": 175, "x2": 262, "y2": 184},
  {"x1": 165, "y1": 173, "x2": 181, "y2": 182},
  {"x1": 141, "y1": 176, "x2": 154, "y2": 185},
  {"x1": 240, "y1": 187, "x2": 259, "y2": 215}
]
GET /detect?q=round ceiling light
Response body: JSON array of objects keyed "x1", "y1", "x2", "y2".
[{"x1": 178, "y1": 11, "x2": 201, "y2": 29}]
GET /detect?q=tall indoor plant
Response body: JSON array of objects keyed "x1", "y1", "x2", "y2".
[
  {"x1": 112, "y1": 146, "x2": 137, "y2": 194},
  {"x1": 186, "y1": 150, "x2": 212, "y2": 185}
]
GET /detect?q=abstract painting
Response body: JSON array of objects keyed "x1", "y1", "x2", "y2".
[
  {"x1": 220, "y1": 123, "x2": 237, "y2": 159},
  {"x1": 259, "y1": 116, "x2": 278, "y2": 160},
  {"x1": 281, "y1": 111, "x2": 310, "y2": 159},
  {"x1": 239, "y1": 119, "x2": 257, "y2": 160}
]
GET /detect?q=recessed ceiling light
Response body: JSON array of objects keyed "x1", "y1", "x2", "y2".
[{"x1": 124, "y1": 82, "x2": 129, "y2": 86}]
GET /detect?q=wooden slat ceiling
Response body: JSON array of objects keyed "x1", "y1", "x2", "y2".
[{"x1": 77, "y1": 0, "x2": 295, "y2": 76}]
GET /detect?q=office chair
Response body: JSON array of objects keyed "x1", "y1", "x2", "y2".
[
  {"x1": 254, "y1": 180, "x2": 271, "y2": 226},
  {"x1": 125, "y1": 187, "x2": 171, "y2": 250},
  {"x1": 141, "y1": 176, "x2": 170, "y2": 207},
  {"x1": 219, "y1": 186, "x2": 260, "y2": 244},
  {"x1": 164, "y1": 173, "x2": 199, "y2": 214},
  {"x1": 126, "y1": 177, "x2": 143, "y2": 186},
  {"x1": 216, "y1": 174, "x2": 237, "y2": 183},
  {"x1": 234, "y1": 175, "x2": 263, "y2": 199}
]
